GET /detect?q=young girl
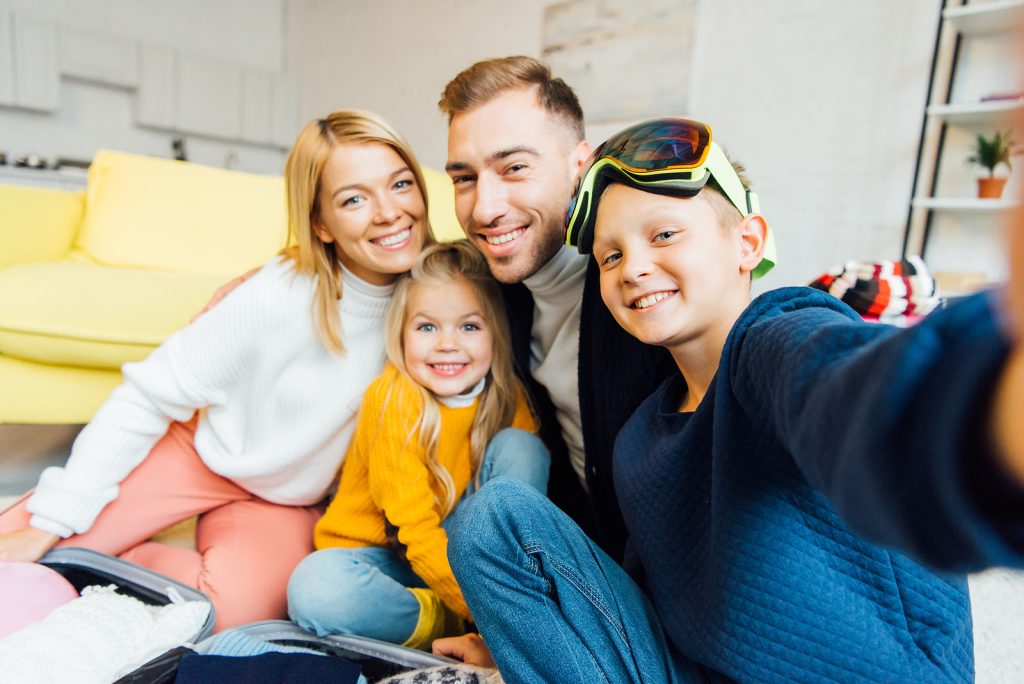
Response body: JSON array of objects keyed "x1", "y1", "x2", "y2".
[
  {"x1": 441, "y1": 118, "x2": 1024, "y2": 681},
  {"x1": 287, "y1": 240, "x2": 550, "y2": 650},
  {"x1": 0, "y1": 110, "x2": 431, "y2": 631}
]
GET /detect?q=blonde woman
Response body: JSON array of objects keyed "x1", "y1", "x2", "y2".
[
  {"x1": 0, "y1": 110, "x2": 431, "y2": 631},
  {"x1": 287, "y1": 241, "x2": 549, "y2": 649}
]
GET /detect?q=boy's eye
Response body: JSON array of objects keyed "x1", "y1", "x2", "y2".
[
  {"x1": 600, "y1": 252, "x2": 622, "y2": 266},
  {"x1": 653, "y1": 230, "x2": 677, "y2": 242}
]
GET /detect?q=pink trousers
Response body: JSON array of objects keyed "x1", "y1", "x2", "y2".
[{"x1": 0, "y1": 417, "x2": 321, "y2": 631}]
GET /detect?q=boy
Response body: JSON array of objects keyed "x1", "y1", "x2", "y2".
[{"x1": 439, "y1": 118, "x2": 1023, "y2": 681}]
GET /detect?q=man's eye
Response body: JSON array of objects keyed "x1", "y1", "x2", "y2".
[
  {"x1": 450, "y1": 175, "x2": 475, "y2": 186},
  {"x1": 506, "y1": 163, "x2": 526, "y2": 175}
]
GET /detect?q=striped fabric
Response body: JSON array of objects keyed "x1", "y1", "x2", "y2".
[{"x1": 809, "y1": 256, "x2": 940, "y2": 325}]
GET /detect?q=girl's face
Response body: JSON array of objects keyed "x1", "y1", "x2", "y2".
[
  {"x1": 402, "y1": 278, "x2": 494, "y2": 398},
  {"x1": 314, "y1": 142, "x2": 427, "y2": 285}
]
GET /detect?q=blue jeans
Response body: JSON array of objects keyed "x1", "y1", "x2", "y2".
[
  {"x1": 447, "y1": 479, "x2": 705, "y2": 684},
  {"x1": 287, "y1": 428, "x2": 550, "y2": 643}
]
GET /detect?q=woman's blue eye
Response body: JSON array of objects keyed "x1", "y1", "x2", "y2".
[
  {"x1": 341, "y1": 195, "x2": 364, "y2": 208},
  {"x1": 394, "y1": 179, "x2": 413, "y2": 191}
]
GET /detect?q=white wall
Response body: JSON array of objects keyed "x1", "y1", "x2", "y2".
[
  {"x1": 287, "y1": 0, "x2": 549, "y2": 172},
  {"x1": 289, "y1": 0, "x2": 943, "y2": 288},
  {"x1": 687, "y1": 0, "x2": 940, "y2": 288},
  {"x1": 0, "y1": 0, "x2": 291, "y2": 175}
]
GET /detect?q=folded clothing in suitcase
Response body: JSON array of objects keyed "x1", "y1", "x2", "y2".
[
  {"x1": 0, "y1": 547, "x2": 215, "y2": 683},
  {"x1": 125, "y1": 619, "x2": 457, "y2": 683}
]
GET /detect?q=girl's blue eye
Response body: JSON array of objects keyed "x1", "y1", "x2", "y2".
[
  {"x1": 462, "y1": 322, "x2": 481, "y2": 332},
  {"x1": 416, "y1": 323, "x2": 436, "y2": 332}
]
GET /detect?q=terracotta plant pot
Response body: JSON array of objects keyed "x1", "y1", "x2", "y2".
[{"x1": 977, "y1": 177, "x2": 1008, "y2": 199}]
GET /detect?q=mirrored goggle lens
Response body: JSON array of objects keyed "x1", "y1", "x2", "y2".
[{"x1": 600, "y1": 119, "x2": 711, "y2": 172}]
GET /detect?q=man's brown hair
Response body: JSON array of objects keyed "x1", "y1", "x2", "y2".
[{"x1": 439, "y1": 55, "x2": 585, "y2": 142}]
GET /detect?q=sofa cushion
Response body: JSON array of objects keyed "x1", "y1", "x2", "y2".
[
  {"x1": 0, "y1": 185, "x2": 85, "y2": 269},
  {"x1": 0, "y1": 261, "x2": 227, "y2": 369},
  {"x1": 74, "y1": 150, "x2": 288, "y2": 277}
]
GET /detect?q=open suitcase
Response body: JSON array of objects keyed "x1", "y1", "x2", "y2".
[
  {"x1": 39, "y1": 546, "x2": 216, "y2": 639},
  {"x1": 124, "y1": 619, "x2": 454, "y2": 683}
]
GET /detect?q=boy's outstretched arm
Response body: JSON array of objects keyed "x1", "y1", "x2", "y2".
[{"x1": 991, "y1": 206, "x2": 1024, "y2": 486}]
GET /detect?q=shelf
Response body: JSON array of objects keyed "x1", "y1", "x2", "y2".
[
  {"x1": 0, "y1": 166, "x2": 88, "y2": 190},
  {"x1": 944, "y1": 0, "x2": 1024, "y2": 36},
  {"x1": 927, "y1": 99, "x2": 1024, "y2": 125},
  {"x1": 911, "y1": 196, "x2": 1020, "y2": 212}
]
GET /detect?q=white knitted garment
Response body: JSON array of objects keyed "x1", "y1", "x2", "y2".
[
  {"x1": 0, "y1": 584, "x2": 210, "y2": 683},
  {"x1": 27, "y1": 257, "x2": 393, "y2": 537}
]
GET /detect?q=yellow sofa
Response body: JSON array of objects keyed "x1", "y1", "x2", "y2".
[{"x1": 0, "y1": 150, "x2": 463, "y2": 424}]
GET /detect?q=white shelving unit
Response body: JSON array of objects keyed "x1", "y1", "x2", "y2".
[{"x1": 903, "y1": 0, "x2": 1024, "y2": 295}]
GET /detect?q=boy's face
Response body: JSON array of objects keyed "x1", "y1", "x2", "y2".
[
  {"x1": 446, "y1": 88, "x2": 589, "y2": 283},
  {"x1": 592, "y1": 184, "x2": 754, "y2": 353}
]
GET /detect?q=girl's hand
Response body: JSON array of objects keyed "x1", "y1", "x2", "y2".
[
  {"x1": 0, "y1": 526, "x2": 61, "y2": 562},
  {"x1": 432, "y1": 633, "x2": 497, "y2": 668}
]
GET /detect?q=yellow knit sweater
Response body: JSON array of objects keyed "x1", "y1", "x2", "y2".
[{"x1": 314, "y1": 363, "x2": 536, "y2": 619}]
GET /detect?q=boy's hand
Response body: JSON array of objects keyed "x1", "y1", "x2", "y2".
[
  {"x1": 992, "y1": 199, "x2": 1024, "y2": 486},
  {"x1": 0, "y1": 526, "x2": 61, "y2": 562},
  {"x1": 432, "y1": 633, "x2": 497, "y2": 668}
]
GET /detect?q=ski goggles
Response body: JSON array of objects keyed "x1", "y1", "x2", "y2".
[{"x1": 564, "y1": 117, "x2": 775, "y2": 279}]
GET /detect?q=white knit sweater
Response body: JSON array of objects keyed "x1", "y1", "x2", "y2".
[{"x1": 27, "y1": 256, "x2": 393, "y2": 538}]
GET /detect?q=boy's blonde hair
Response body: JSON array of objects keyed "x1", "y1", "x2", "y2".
[
  {"x1": 704, "y1": 150, "x2": 753, "y2": 231},
  {"x1": 384, "y1": 241, "x2": 526, "y2": 516},
  {"x1": 283, "y1": 109, "x2": 434, "y2": 354}
]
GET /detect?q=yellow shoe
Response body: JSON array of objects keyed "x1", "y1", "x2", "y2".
[{"x1": 401, "y1": 588, "x2": 466, "y2": 651}]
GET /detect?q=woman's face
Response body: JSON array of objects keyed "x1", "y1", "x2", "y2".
[{"x1": 314, "y1": 142, "x2": 427, "y2": 285}]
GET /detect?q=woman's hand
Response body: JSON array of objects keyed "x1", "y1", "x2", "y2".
[
  {"x1": 432, "y1": 633, "x2": 497, "y2": 668},
  {"x1": 0, "y1": 526, "x2": 61, "y2": 562}
]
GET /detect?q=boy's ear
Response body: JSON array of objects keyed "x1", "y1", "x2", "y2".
[{"x1": 737, "y1": 213, "x2": 769, "y2": 276}]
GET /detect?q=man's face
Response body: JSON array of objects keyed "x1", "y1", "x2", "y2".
[{"x1": 446, "y1": 88, "x2": 588, "y2": 283}]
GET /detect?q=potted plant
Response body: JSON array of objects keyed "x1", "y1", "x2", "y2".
[{"x1": 967, "y1": 129, "x2": 1016, "y2": 199}]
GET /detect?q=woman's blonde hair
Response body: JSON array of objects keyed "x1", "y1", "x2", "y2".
[
  {"x1": 283, "y1": 109, "x2": 433, "y2": 354},
  {"x1": 383, "y1": 241, "x2": 527, "y2": 516}
]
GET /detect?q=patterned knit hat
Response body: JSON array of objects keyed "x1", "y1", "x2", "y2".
[{"x1": 809, "y1": 256, "x2": 940, "y2": 323}]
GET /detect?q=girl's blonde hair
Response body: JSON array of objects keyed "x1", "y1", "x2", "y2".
[
  {"x1": 384, "y1": 241, "x2": 527, "y2": 516},
  {"x1": 283, "y1": 109, "x2": 434, "y2": 354}
]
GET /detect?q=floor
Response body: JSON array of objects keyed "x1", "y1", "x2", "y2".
[
  {"x1": 2, "y1": 424, "x2": 1023, "y2": 681},
  {"x1": 0, "y1": 423, "x2": 194, "y2": 546}
]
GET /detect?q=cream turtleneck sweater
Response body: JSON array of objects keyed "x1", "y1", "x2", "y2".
[{"x1": 523, "y1": 245, "x2": 589, "y2": 488}]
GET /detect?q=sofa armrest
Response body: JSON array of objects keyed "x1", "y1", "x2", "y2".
[{"x1": 0, "y1": 184, "x2": 84, "y2": 268}]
